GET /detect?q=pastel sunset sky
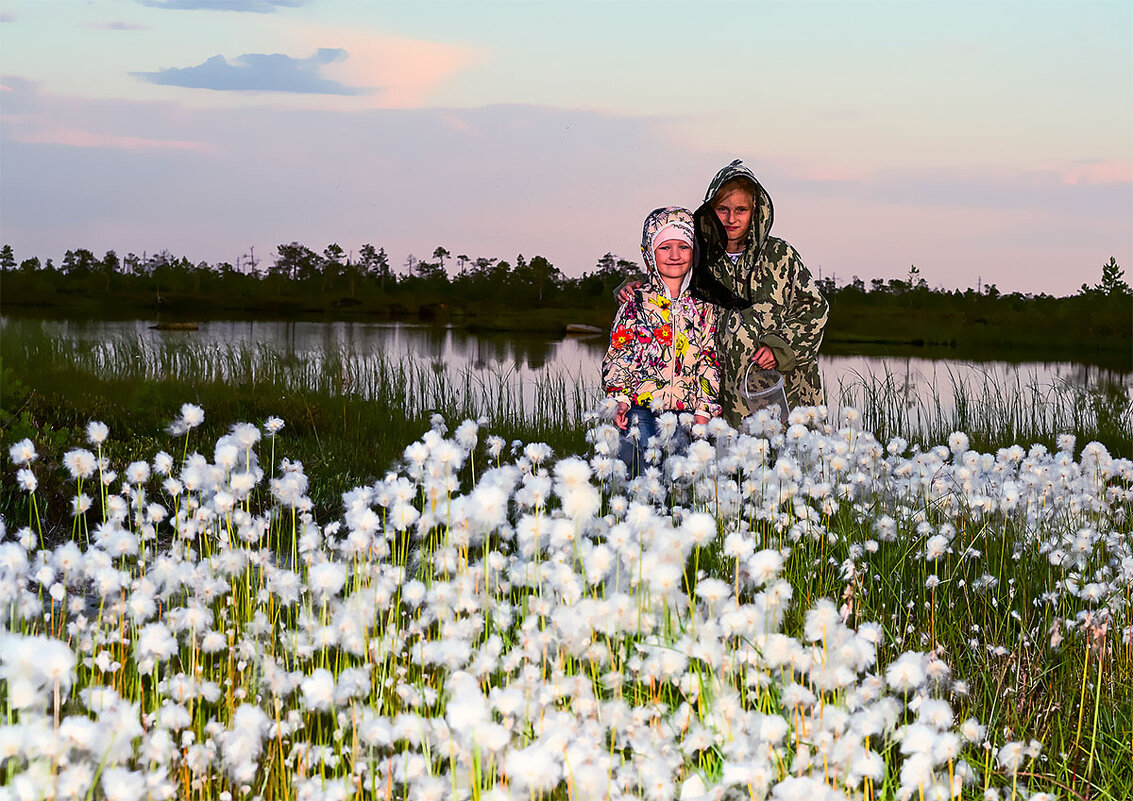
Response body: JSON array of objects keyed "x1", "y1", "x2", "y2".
[{"x1": 1, "y1": 0, "x2": 1130, "y2": 295}]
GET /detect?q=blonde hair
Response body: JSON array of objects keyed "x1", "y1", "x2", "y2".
[{"x1": 711, "y1": 177, "x2": 755, "y2": 208}]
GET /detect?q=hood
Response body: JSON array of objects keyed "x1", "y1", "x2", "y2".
[
  {"x1": 702, "y1": 159, "x2": 774, "y2": 253},
  {"x1": 640, "y1": 206, "x2": 697, "y2": 300}
]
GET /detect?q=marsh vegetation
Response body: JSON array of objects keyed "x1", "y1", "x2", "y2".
[{"x1": 2, "y1": 396, "x2": 1130, "y2": 798}]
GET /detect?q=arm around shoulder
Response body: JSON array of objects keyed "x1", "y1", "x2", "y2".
[{"x1": 613, "y1": 274, "x2": 648, "y2": 303}]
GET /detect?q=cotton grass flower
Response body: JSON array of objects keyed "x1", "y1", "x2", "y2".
[
  {"x1": 86, "y1": 420, "x2": 110, "y2": 445},
  {"x1": 301, "y1": 668, "x2": 336, "y2": 712},
  {"x1": 16, "y1": 468, "x2": 37, "y2": 492},
  {"x1": 0, "y1": 634, "x2": 77, "y2": 706},
  {"x1": 468, "y1": 483, "x2": 509, "y2": 532},
  {"x1": 218, "y1": 704, "x2": 270, "y2": 783},
  {"x1": 9, "y1": 438, "x2": 37, "y2": 466},
  {"x1": 683, "y1": 511, "x2": 717, "y2": 546},
  {"x1": 71, "y1": 493, "x2": 93, "y2": 516},
  {"x1": 168, "y1": 402, "x2": 205, "y2": 435},
  {"x1": 149, "y1": 450, "x2": 173, "y2": 476},
  {"x1": 0, "y1": 409, "x2": 1108, "y2": 800},
  {"x1": 886, "y1": 651, "x2": 928, "y2": 693},
  {"x1": 124, "y1": 460, "x2": 150, "y2": 485},
  {"x1": 100, "y1": 767, "x2": 147, "y2": 801},
  {"x1": 307, "y1": 560, "x2": 347, "y2": 602},
  {"x1": 504, "y1": 743, "x2": 560, "y2": 792},
  {"x1": 136, "y1": 622, "x2": 178, "y2": 666},
  {"x1": 748, "y1": 548, "x2": 784, "y2": 586},
  {"x1": 995, "y1": 741, "x2": 1036, "y2": 776},
  {"x1": 523, "y1": 442, "x2": 553, "y2": 466},
  {"x1": 63, "y1": 449, "x2": 97, "y2": 480}
]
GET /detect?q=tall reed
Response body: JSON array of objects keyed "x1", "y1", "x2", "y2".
[
  {"x1": 831, "y1": 362, "x2": 1131, "y2": 456},
  {"x1": 0, "y1": 320, "x2": 597, "y2": 528}
]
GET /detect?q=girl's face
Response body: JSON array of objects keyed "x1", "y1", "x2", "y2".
[
  {"x1": 654, "y1": 239, "x2": 693, "y2": 282},
  {"x1": 712, "y1": 187, "x2": 754, "y2": 251}
]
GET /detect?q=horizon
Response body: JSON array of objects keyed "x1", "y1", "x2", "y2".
[
  {"x1": 2, "y1": 239, "x2": 1119, "y2": 299},
  {"x1": 4, "y1": 240, "x2": 1119, "y2": 301},
  {"x1": 1, "y1": 0, "x2": 1130, "y2": 297}
]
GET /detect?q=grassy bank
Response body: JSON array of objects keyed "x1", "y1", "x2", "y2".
[
  {"x1": 3, "y1": 316, "x2": 1130, "y2": 533},
  {"x1": 0, "y1": 321, "x2": 594, "y2": 534},
  {"x1": 4, "y1": 277, "x2": 1131, "y2": 365}
]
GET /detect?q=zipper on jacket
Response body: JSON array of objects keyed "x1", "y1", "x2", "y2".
[{"x1": 665, "y1": 300, "x2": 682, "y2": 410}]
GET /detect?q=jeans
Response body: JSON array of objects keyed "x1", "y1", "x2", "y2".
[{"x1": 617, "y1": 407, "x2": 692, "y2": 479}]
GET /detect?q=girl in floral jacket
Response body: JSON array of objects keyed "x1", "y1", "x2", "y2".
[{"x1": 603, "y1": 206, "x2": 721, "y2": 476}]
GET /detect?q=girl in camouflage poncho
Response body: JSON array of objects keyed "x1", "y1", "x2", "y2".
[{"x1": 689, "y1": 160, "x2": 829, "y2": 425}]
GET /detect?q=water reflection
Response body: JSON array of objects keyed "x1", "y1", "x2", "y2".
[
  {"x1": 447, "y1": 329, "x2": 560, "y2": 371},
  {"x1": 186, "y1": 322, "x2": 566, "y2": 373},
  {"x1": 13, "y1": 318, "x2": 1132, "y2": 416}
]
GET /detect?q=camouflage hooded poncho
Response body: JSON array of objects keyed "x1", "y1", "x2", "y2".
[
  {"x1": 690, "y1": 159, "x2": 829, "y2": 423},
  {"x1": 602, "y1": 207, "x2": 721, "y2": 419}
]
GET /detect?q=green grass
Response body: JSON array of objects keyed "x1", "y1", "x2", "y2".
[
  {"x1": 0, "y1": 318, "x2": 595, "y2": 534},
  {"x1": 4, "y1": 315, "x2": 1130, "y2": 538},
  {"x1": 829, "y1": 362, "x2": 1132, "y2": 459},
  {"x1": 2, "y1": 316, "x2": 1130, "y2": 796},
  {"x1": 4, "y1": 318, "x2": 1129, "y2": 537}
]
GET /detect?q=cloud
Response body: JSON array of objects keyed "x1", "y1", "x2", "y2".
[
  {"x1": 133, "y1": 49, "x2": 373, "y2": 95},
  {"x1": 325, "y1": 35, "x2": 480, "y2": 109},
  {"x1": 88, "y1": 21, "x2": 151, "y2": 31},
  {"x1": 1, "y1": 78, "x2": 1127, "y2": 296},
  {"x1": 1, "y1": 78, "x2": 209, "y2": 153},
  {"x1": 276, "y1": 24, "x2": 483, "y2": 109},
  {"x1": 138, "y1": 0, "x2": 302, "y2": 12},
  {"x1": 10, "y1": 126, "x2": 206, "y2": 152},
  {"x1": 1056, "y1": 160, "x2": 1133, "y2": 186}
]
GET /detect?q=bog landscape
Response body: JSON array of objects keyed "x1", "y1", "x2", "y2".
[
  {"x1": 5, "y1": 1, "x2": 1132, "y2": 797},
  {"x1": 1, "y1": 248, "x2": 1131, "y2": 800}
]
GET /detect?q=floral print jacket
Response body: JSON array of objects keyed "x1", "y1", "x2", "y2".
[{"x1": 602, "y1": 207, "x2": 722, "y2": 419}]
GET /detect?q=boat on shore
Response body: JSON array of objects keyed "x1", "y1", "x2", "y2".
[
  {"x1": 564, "y1": 323, "x2": 603, "y2": 336},
  {"x1": 149, "y1": 322, "x2": 199, "y2": 331}
]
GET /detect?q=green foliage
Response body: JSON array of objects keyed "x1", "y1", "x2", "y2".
[
  {"x1": 0, "y1": 364, "x2": 81, "y2": 537},
  {"x1": 5, "y1": 242, "x2": 1129, "y2": 362},
  {"x1": 0, "y1": 324, "x2": 591, "y2": 529},
  {"x1": 825, "y1": 262, "x2": 1130, "y2": 360},
  {"x1": 830, "y1": 364, "x2": 1132, "y2": 459},
  {"x1": 2, "y1": 318, "x2": 1131, "y2": 795},
  {"x1": 1080, "y1": 256, "x2": 1131, "y2": 297}
]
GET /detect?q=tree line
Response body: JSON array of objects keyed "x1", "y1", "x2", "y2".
[
  {"x1": 0, "y1": 242, "x2": 1128, "y2": 356},
  {"x1": 0, "y1": 242, "x2": 643, "y2": 312}
]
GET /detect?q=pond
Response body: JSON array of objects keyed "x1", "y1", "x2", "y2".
[{"x1": 18, "y1": 317, "x2": 1130, "y2": 418}]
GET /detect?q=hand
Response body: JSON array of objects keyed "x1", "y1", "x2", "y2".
[
  {"x1": 752, "y1": 346, "x2": 777, "y2": 370},
  {"x1": 617, "y1": 281, "x2": 643, "y2": 305},
  {"x1": 614, "y1": 402, "x2": 630, "y2": 431}
]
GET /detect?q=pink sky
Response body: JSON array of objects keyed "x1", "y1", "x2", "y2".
[{"x1": 1, "y1": 1, "x2": 1130, "y2": 296}]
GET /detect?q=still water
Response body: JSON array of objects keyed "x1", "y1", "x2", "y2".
[{"x1": 30, "y1": 318, "x2": 1131, "y2": 417}]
